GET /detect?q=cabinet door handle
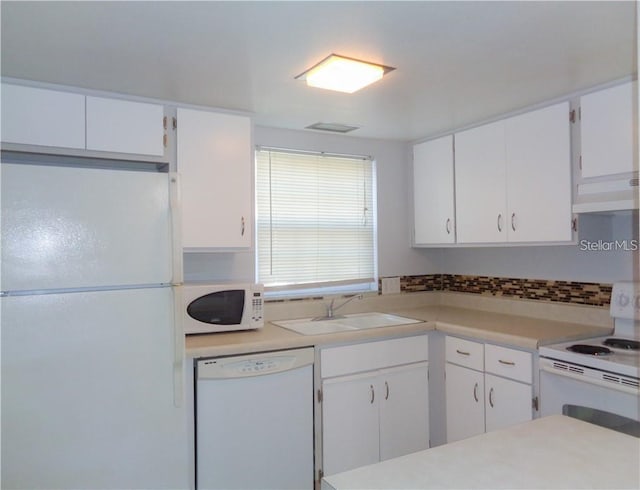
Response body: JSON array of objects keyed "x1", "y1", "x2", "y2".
[
  {"x1": 456, "y1": 349, "x2": 470, "y2": 356},
  {"x1": 489, "y1": 387, "x2": 495, "y2": 408},
  {"x1": 241, "y1": 216, "x2": 245, "y2": 236},
  {"x1": 385, "y1": 381, "x2": 390, "y2": 400},
  {"x1": 473, "y1": 382, "x2": 479, "y2": 402},
  {"x1": 370, "y1": 385, "x2": 375, "y2": 404},
  {"x1": 511, "y1": 213, "x2": 516, "y2": 231},
  {"x1": 498, "y1": 359, "x2": 515, "y2": 366},
  {"x1": 446, "y1": 218, "x2": 451, "y2": 235},
  {"x1": 497, "y1": 213, "x2": 503, "y2": 232}
]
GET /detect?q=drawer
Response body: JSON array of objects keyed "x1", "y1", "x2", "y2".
[
  {"x1": 485, "y1": 344, "x2": 532, "y2": 384},
  {"x1": 445, "y1": 336, "x2": 483, "y2": 371},
  {"x1": 320, "y1": 335, "x2": 429, "y2": 378}
]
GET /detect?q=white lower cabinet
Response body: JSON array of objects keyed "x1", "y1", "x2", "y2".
[
  {"x1": 320, "y1": 336, "x2": 429, "y2": 476},
  {"x1": 484, "y1": 373, "x2": 532, "y2": 432},
  {"x1": 445, "y1": 362, "x2": 485, "y2": 442},
  {"x1": 322, "y1": 371, "x2": 382, "y2": 475},
  {"x1": 445, "y1": 336, "x2": 533, "y2": 443}
]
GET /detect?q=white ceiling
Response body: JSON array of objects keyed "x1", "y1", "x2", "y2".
[{"x1": 1, "y1": 1, "x2": 637, "y2": 142}]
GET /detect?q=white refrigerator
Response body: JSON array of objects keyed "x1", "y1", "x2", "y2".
[{"x1": 1, "y1": 161, "x2": 190, "y2": 489}]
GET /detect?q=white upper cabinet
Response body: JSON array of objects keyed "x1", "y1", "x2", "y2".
[
  {"x1": 413, "y1": 135, "x2": 456, "y2": 245},
  {"x1": 580, "y1": 81, "x2": 638, "y2": 178},
  {"x1": 176, "y1": 107, "x2": 252, "y2": 250},
  {"x1": 454, "y1": 102, "x2": 572, "y2": 244},
  {"x1": 86, "y1": 96, "x2": 165, "y2": 156},
  {"x1": 454, "y1": 120, "x2": 507, "y2": 243},
  {"x1": 1, "y1": 83, "x2": 165, "y2": 158},
  {"x1": 1, "y1": 83, "x2": 86, "y2": 149},
  {"x1": 505, "y1": 102, "x2": 572, "y2": 243}
]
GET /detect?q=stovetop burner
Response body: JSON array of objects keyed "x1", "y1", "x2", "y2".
[
  {"x1": 603, "y1": 338, "x2": 640, "y2": 351},
  {"x1": 566, "y1": 344, "x2": 613, "y2": 356}
]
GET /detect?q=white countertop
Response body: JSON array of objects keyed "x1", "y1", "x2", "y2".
[
  {"x1": 321, "y1": 415, "x2": 640, "y2": 490},
  {"x1": 186, "y1": 303, "x2": 611, "y2": 358}
]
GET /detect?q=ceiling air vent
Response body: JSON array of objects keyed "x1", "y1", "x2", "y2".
[{"x1": 305, "y1": 122, "x2": 359, "y2": 134}]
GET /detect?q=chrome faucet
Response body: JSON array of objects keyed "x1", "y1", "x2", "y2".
[{"x1": 314, "y1": 294, "x2": 363, "y2": 321}]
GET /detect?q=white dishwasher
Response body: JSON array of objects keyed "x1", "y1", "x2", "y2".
[{"x1": 195, "y1": 347, "x2": 315, "y2": 490}]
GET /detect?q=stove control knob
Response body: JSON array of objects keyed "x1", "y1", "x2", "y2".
[
  {"x1": 617, "y1": 292, "x2": 630, "y2": 307},
  {"x1": 610, "y1": 282, "x2": 640, "y2": 319}
]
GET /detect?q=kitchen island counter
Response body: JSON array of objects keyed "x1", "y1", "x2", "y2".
[{"x1": 321, "y1": 415, "x2": 640, "y2": 490}]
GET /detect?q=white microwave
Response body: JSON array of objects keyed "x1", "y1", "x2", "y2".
[{"x1": 183, "y1": 283, "x2": 264, "y2": 334}]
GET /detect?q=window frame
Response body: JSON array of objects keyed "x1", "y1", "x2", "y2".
[{"x1": 254, "y1": 146, "x2": 379, "y2": 298}]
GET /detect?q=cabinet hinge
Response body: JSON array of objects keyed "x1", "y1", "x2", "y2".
[
  {"x1": 317, "y1": 388, "x2": 323, "y2": 403},
  {"x1": 532, "y1": 396, "x2": 539, "y2": 411},
  {"x1": 172, "y1": 117, "x2": 177, "y2": 130},
  {"x1": 569, "y1": 109, "x2": 576, "y2": 123}
]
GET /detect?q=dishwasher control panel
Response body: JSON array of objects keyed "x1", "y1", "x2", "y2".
[{"x1": 197, "y1": 348, "x2": 314, "y2": 379}]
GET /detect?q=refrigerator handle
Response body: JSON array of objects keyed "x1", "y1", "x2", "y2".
[
  {"x1": 169, "y1": 172, "x2": 184, "y2": 285},
  {"x1": 172, "y1": 285, "x2": 185, "y2": 408}
]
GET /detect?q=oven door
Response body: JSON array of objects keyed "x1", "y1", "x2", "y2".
[{"x1": 540, "y1": 366, "x2": 640, "y2": 437}]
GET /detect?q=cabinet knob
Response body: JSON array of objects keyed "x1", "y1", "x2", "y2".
[
  {"x1": 370, "y1": 385, "x2": 375, "y2": 404},
  {"x1": 385, "y1": 381, "x2": 390, "y2": 400},
  {"x1": 497, "y1": 214, "x2": 503, "y2": 232},
  {"x1": 489, "y1": 387, "x2": 495, "y2": 408},
  {"x1": 473, "y1": 382, "x2": 479, "y2": 403},
  {"x1": 241, "y1": 216, "x2": 245, "y2": 236},
  {"x1": 511, "y1": 213, "x2": 516, "y2": 232},
  {"x1": 446, "y1": 218, "x2": 451, "y2": 235},
  {"x1": 456, "y1": 349, "x2": 470, "y2": 356}
]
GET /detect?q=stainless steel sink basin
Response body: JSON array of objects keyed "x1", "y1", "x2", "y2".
[{"x1": 272, "y1": 312, "x2": 422, "y2": 336}]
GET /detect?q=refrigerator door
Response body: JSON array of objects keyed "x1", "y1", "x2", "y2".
[
  {"x1": 1, "y1": 287, "x2": 190, "y2": 490},
  {"x1": 1, "y1": 162, "x2": 173, "y2": 292}
]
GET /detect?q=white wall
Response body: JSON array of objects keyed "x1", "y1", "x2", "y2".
[{"x1": 183, "y1": 125, "x2": 441, "y2": 283}]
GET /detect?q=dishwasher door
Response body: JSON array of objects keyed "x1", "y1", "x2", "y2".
[{"x1": 196, "y1": 347, "x2": 314, "y2": 490}]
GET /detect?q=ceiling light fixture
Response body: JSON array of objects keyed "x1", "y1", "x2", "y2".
[{"x1": 296, "y1": 54, "x2": 395, "y2": 94}]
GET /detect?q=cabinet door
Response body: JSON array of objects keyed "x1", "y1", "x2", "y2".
[
  {"x1": 379, "y1": 362, "x2": 429, "y2": 461},
  {"x1": 445, "y1": 363, "x2": 485, "y2": 443},
  {"x1": 505, "y1": 102, "x2": 572, "y2": 242},
  {"x1": 86, "y1": 96, "x2": 164, "y2": 156},
  {"x1": 580, "y1": 81, "x2": 638, "y2": 178},
  {"x1": 413, "y1": 136, "x2": 455, "y2": 244},
  {"x1": 454, "y1": 120, "x2": 507, "y2": 243},
  {"x1": 177, "y1": 108, "x2": 252, "y2": 249},
  {"x1": 322, "y1": 373, "x2": 380, "y2": 476},
  {"x1": 1, "y1": 83, "x2": 85, "y2": 149},
  {"x1": 484, "y1": 374, "x2": 532, "y2": 433}
]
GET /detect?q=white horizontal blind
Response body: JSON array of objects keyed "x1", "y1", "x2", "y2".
[{"x1": 256, "y1": 148, "x2": 376, "y2": 291}]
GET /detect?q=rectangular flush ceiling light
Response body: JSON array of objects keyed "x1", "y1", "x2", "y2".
[{"x1": 296, "y1": 54, "x2": 395, "y2": 94}]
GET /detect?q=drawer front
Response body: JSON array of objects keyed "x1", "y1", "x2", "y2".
[
  {"x1": 320, "y1": 335, "x2": 429, "y2": 378},
  {"x1": 445, "y1": 336, "x2": 484, "y2": 370},
  {"x1": 485, "y1": 344, "x2": 532, "y2": 383}
]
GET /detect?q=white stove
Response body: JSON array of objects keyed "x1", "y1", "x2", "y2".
[
  {"x1": 539, "y1": 282, "x2": 640, "y2": 436},
  {"x1": 540, "y1": 281, "x2": 640, "y2": 382}
]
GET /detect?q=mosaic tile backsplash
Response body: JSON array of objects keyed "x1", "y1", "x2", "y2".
[{"x1": 386, "y1": 274, "x2": 611, "y2": 307}]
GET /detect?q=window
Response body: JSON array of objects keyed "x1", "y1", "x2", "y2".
[{"x1": 255, "y1": 147, "x2": 377, "y2": 295}]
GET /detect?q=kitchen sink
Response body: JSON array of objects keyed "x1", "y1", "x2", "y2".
[{"x1": 272, "y1": 312, "x2": 422, "y2": 336}]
